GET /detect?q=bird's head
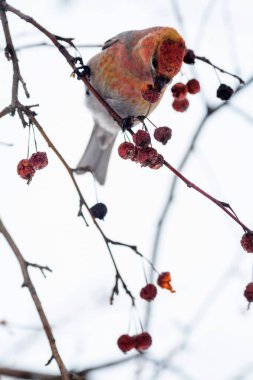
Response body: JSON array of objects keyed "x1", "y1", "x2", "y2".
[{"x1": 135, "y1": 27, "x2": 186, "y2": 90}]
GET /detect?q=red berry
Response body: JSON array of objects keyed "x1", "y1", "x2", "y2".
[
  {"x1": 133, "y1": 130, "x2": 151, "y2": 148},
  {"x1": 118, "y1": 142, "x2": 135, "y2": 159},
  {"x1": 157, "y1": 272, "x2": 175, "y2": 293},
  {"x1": 29, "y1": 152, "x2": 48, "y2": 170},
  {"x1": 130, "y1": 147, "x2": 140, "y2": 163},
  {"x1": 171, "y1": 82, "x2": 188, "y2": 100},
  {"x1": 17, "y1": 159, "x2": 35, "y2": 183},
  {"x1": 172, "y1": 98, "x2": 189, "y2": 112},
  {"x1": 141, "y1": 84, "x2": 161, "y2": 103},
  {"x1": 183, "y1": 49, "x2": 195, "y2": 64},
  {"x1": 154, "y1": 127, "x2": 172, "y2": 145},
  {"x1": 140, "y1": 283, "x2": 157, "y2": 301},
  {"x1": 117, "y1": 334, "x2": 135, "y2": 353},
  {"x1": 138, "y1": 147, "x2": 158, "y2": 167},
  {"x1": 187, "y1": 79, "x2": 200, "y2": 94},
  {"x1": 244, "y1": 283, "x2": 253, "y2": 302},
  {"x1": 135, "y1": 332, "x2": 152, "y2": 351},
  {"x1": 149, "y1": 154, "x2": 164, "y2": 170},
  {"x1": 241, "y1": 232, "x2": 253, "y2": 253}
]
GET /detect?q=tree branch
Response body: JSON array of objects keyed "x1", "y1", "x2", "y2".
[{"x1": 0, "y1": 217, "x2": 70, "y2": 380}]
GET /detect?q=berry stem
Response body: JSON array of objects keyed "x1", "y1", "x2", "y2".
[
  {"x1": 27, "y1": 124, "x2": 31, "y2": 159},
  {"x1": 195, "y1": 55, "x2": 245, "y2": 84},
  {"x1": 31, "y1": 123, "x2": 38, "y2": 152},
  {"x1": 163, "y1": 160, "x2": 250, "y2": 232},
  {"x1": 141, "y1": 258, "x2": 149, "y2": 285},
  {"x1": 106, "y1": 238, "x2": 159, "y2": 274}
]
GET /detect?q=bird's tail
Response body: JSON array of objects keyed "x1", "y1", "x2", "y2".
[{"x1": 76, "y1": 122, "x2": 117, "y2": 185}]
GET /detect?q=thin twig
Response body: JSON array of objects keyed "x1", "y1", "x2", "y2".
[
  {"x1": 25, "y1": 261, "x2": 52, "y2": 278},
  {"x1": 0, "y1": 217, "x2": 70, "y2": 380},
  {"x1": 195, "y1": 54, "x2": 245, "y2": 84}
]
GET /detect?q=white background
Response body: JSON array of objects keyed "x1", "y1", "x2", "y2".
[{"x1": 1, "y1": 1, "x2": 253, "y2": 379}]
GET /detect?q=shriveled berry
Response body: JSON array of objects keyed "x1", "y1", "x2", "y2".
[
  {"x1": 117, "y1": 334, "x2": 135, "y2": 353},
  {"x1": 244, "y1": 283, "x2": 253, "y2": 303},
  {"x1": 172, "y1": 98, "x2": 189, "y2": 112},
  {"x1": 187, "y1": 79, "x2": 200, "y2": 94},
  {"x1": 118, "y1": 142, "x2": 135, "y2": 159},
  {"x1": 133, "y1": 130, "x2": 151, "y2": 148},
  {"x1": 131, "y1": 147, "x2": 140, "y2": 163},
  {"x1": 138, "y1": 147, "x2": 158, "y2": 167},
  {"x1": 17, "y1": 159, "x2": 35, "y2": 183},
  {"x1": 29, "y1": 152, "x2": 48, "y2": 170},
  {"x1": 140, "y1": 283, "x2": 157, "y2": 301},
  {"x1": 217, "y1": 84, "x2": 234, "y2": 101},
  {"x1": 89, "y1": 202, "x2": 107, "y2": 220},
  {"x1": 157, "y1": 272, "x2": 175, "y2": 293},
  {"x1": 241, "y1": 232, "x2": 253, "y2": 253},
  {"x1": 141, "y1": 84, "x2": 161, "y2": 103},
  {"x1": 149, "y1": 154, "x2": 164, "y2": 170},
  {"x1": 135, "y1": 332, "x2": 152, "y2": 351},
  {"x1": 171, "y1": 82, "x2": 188, "y2": 100},
  {"x1": 183, "y1": 49, "x2": 195, "y2": 64},
  {"x1": 154, "y1": 127, "x2": 172, "y2": 145}
]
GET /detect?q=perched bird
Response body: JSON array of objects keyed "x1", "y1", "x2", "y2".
[{"x1": 76, "y1": 27, "x2": 185, "y2": 184}]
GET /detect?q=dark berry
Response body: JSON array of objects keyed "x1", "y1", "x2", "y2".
[
  {"x1": 141, "y1": 84, "x2": 161, "y2": 103},
  {"x1": 171, "y1": 82, "x2": 188, "y2": 100},
  {"x1": 157, "y1": 272, "x2": 175, "y2": 293},
  {"x1": 187, "y1": 79, "x2": 200, "y2": 94},
  {"x1": 154, "y1": 127, "x2": 172, "y2": 145},
  {"x1": 89, "y1": 203, "x2": 107, "y2": 220},
  {"x1": 135, "y1": 332, "x2": 152, "y2": 351},
  {"x1": 140, "y1": 283, "x2": 157, "y2": 301},
  {"x1": 244, "y1": 283, "x2": 253, "y2": 303},
  {"x1": 183, "y1": 49, "x2": 196, "y2": 64},
  {"x1": 133, "y1": 130, "x2": 151, "y2": 148},
  {"x1": 17, "y1": 159, "x2": 35, "y2": 183},
  {"x1": 241, "y1": 232, "x2": 253, "y2": 253},
  {"x1": 29, "y1": 152, "x2": 48, "y2": 170},
  {"x1": 118, "y1": 142, "x2": 135, "y2": 159},
  {"x1": 172, "y1": 98, "x2": 189, "y2": 112},
  {"x1": 216, "y1": 84, "x2": 234, "y2": 101},
  {"x1": 117, "y1": 334, "x2": 135, "y2": 353}
]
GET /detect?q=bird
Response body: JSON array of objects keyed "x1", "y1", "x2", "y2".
[{"x1": 76, "y1": 26, "x2": 185, "y2": 184}]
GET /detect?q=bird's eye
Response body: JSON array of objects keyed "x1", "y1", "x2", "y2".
[{"x1": 152, "y1": 55, "x2": 158, "y2": 69}]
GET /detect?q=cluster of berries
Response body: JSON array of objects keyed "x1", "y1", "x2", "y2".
[
  {"x1": 117, "y1": 272, "x2": 174, "y2": 353},
  {"x1": 184, "y1": 49, "x2": 234, "y2": 101},
  {"x1": 118, "y1": 127, "x2": 172, "y2": 169},
  {"x1": 171, "y1": 79, "x2": 200, "y2": 112},
  {"x1": 117, "y1": 331, "x2": 152, "y2": 353},
  {"x1": 17, "y1": 152, "x2": 48, "y2": 184}
]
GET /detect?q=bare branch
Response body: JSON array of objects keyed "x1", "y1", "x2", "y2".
[
  {"x1": 0, "y1": 1, "x2": 29, "y2": 108},
  {"x1": 0, "y1": 217, "x2": 70, "y2": 380},
  {"x1": 25, "y1": 261, "x2": 53, "y2": 278},
  {"x1": 0, "y1": 367, "x2": 59, "y2": 380}
]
